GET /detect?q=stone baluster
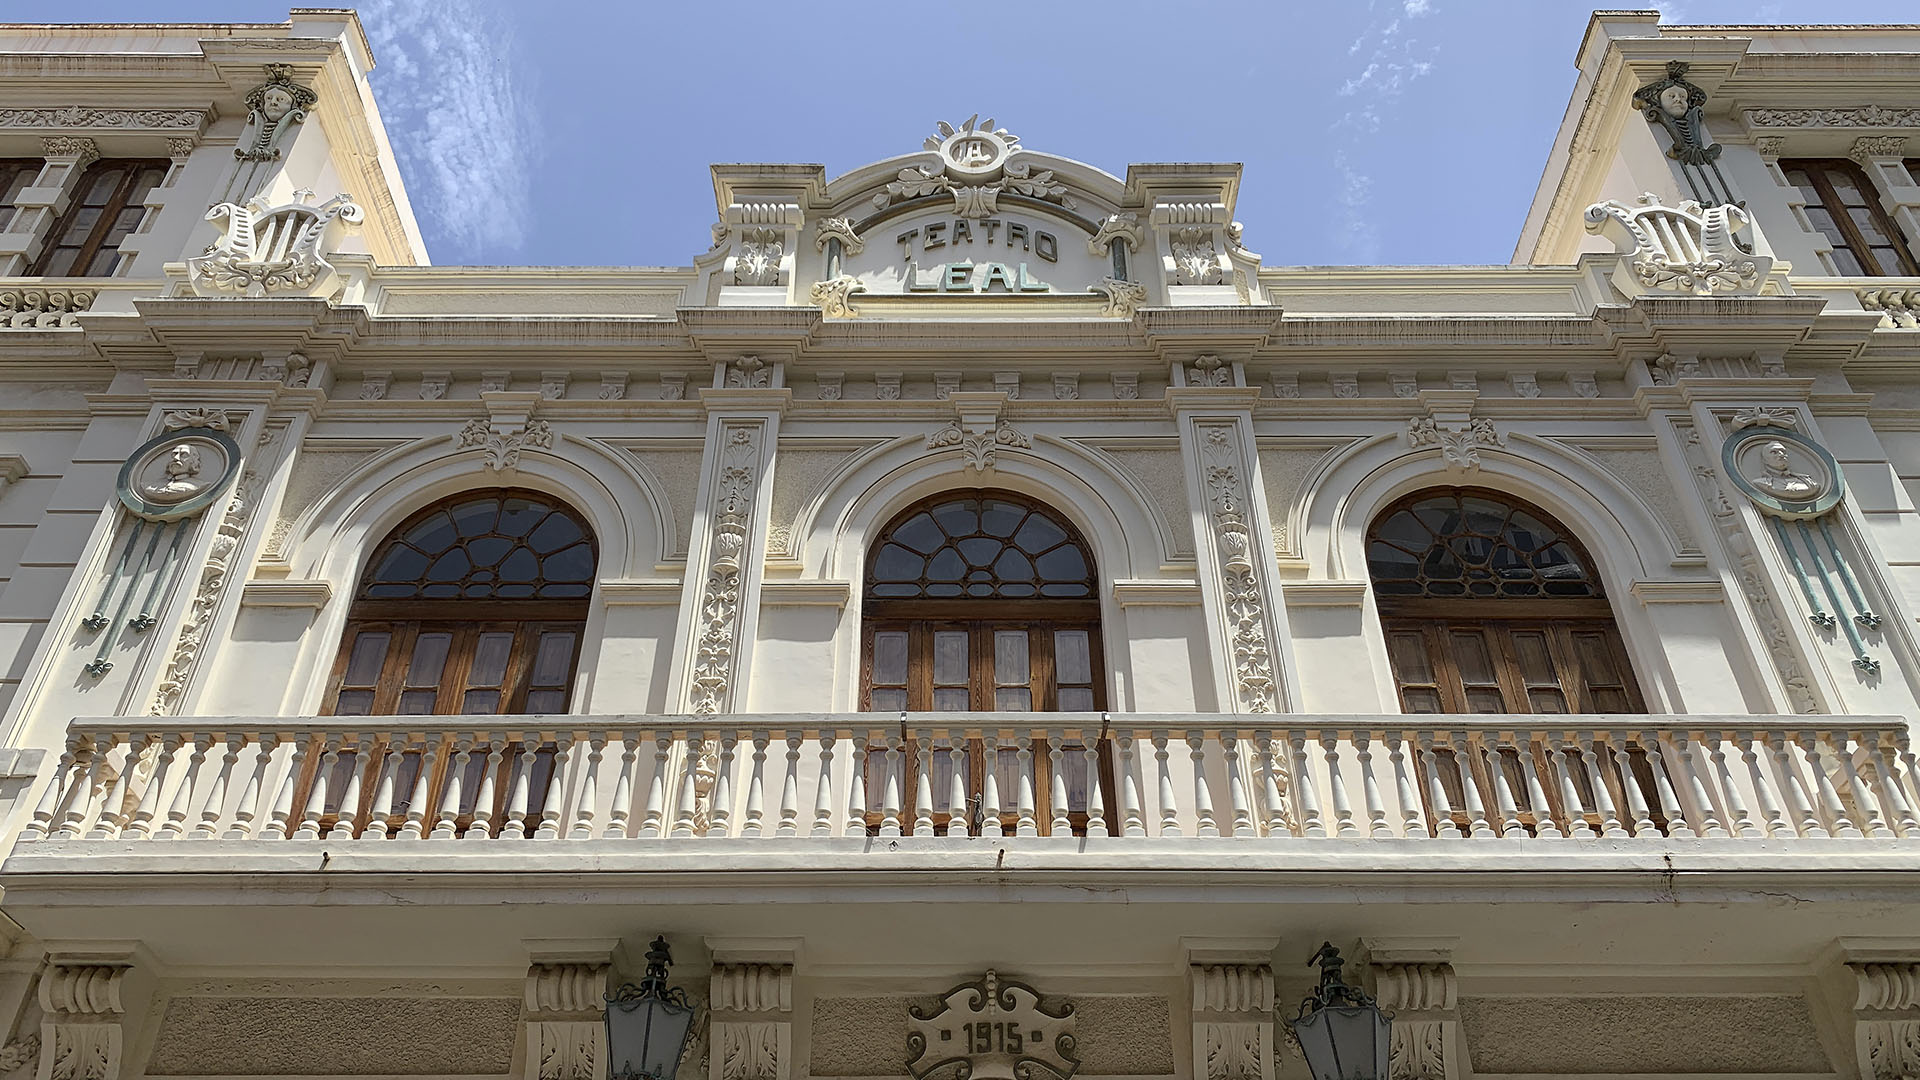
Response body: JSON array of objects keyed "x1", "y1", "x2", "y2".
[
  {"x1": 1048, "y1": 738, "x2": 1072, "y2": 837},
  {"x1": 708, "y1": 733, "x2": 738, "y2": 838},
  {"x1": 980, "y1": 735, "x2": 1005, "y2": 837},
  {"x1": 1616, "y1": 738, "x2": 1658, "y2": 838},
  {"x1": 1548, "y1": 735, "x2": 1593, "y2": 838},
  {"x1": 426, "y1": 736, "x2": 473, "y2": 840},
  {"x1": 1317, "y1": 732, "x2": 1356, "y2": 837},
  {"x1": 1704, "y1": 732, "x2": 1759, "y2": 837},
  {"x1": 741, "y1": 733, "x2": 769, "y2": 837},
  {"x1": 1289, "y1": 731, "x2": 1326, "y2": 837},
  {"x1": 1256, "y1": 734, "x2": 1290, "y2": 837},
  {"x1": 1799, "y1": 731, "x2": 1861, "y2": 837},
  {"x1": 1188, "y1": 733, "x2": 1217, "y2": 837},
  {"x1": 1153, "y1": 732, "x2": 1181, "y2": 836},
  {"x1": 1449, "y1": 733, "x2": 1494, "y2": 838},
  {"x1": 258, "y1": 735, "x2": 311, "y2": 841},
  {"x1": 123, "y1": 733, "x2": 183, "y2": 840},
  {"x1": 602, "y1": 734, "x2": 640, "y2": 839},
  {"x1": 1116, "y1": 734, "x2": 1146, "y2": 837},
  {"x1": 1352, "y1": 731, "x2": 1390, "y2": 838},
  {"x1": 877, "y1": 735, "x2": 903, "y2": 838},
  {"x1": 1015, "y1": 736, "x2": 1040, "y2": 837},
  {"x1": 469, "y1": 738, "x2": 506, "y2": 840},
  {"x1": 393, "y1": 737, "x2": 440, "y2": 841},
  {"x1": 946, "y1": 735, "x2": 970, "y2": 838},
  {"x1": 670, "y1": 734, "x2": 703, "y2": 838},
  {"x1": 1581, "y1": 734, "x2": 1629, "y2": 838},
  {"x1": 326, "y1": 738, "x2": 373, "y2": 840},
  {"x1": 156, "y1": 734, "x2": 212, "y2": 840},
  {"x1": 1669, "y1": 732, "x2": 1728, "y2": 837},
  {"x1": 1387, "y1": 733, "x2": 1424, "y2": 838},
  {"x1": 778, "y1": 734, "x2": 803, "y2": 837},
  {"x1": 811, "y1": 734, "x2": 836, "y2": 838},
  {"x1": 361, "y1": 742, "x2": 402, "y2": 840},
  {"x1": 499, "y1": 742, "x2": 534, "y2": 840},
  {"x1": 1838, "y1": 730, "x2": 1894, "y2": 838},
  {"x1": 59, "y1": 734, "x2": 112, "y2": 840},
  {"x1": 1873, "y1": 739, "x2": 1920, "y2": 836},
  {"x1": 1481, "y1": 738, "x2": 1526, "y2": 839},
  {"x1": 1897, "y1": 734, "x2": 1920, "y2": 820},
  {"x1": 1512, "y1": 738, "x2": 1560, "y2": 838},
  {"x1": 87, "y1": 733, "x2": 147, "y2": 840},
  {"x1": 1222, "y1": 733, "x2": 1255, "y2": 838},
  {"x1": 566, "y1": 736, "x2": 604, "y2": 840},
  {"x1": 1735, "y1": 731, "x2": 1789, "y2": 839},
  {"x1": 294, "y1": 735, "x2": 343, "y2": 840},
  {"x1": 842, "y1": 735, "x2": 868, "y2": 837},
  {"x1": 915, "y1": 740, "x2": 937, "y2": 838},
  {"x1": 1766, "y1": 732, "x2": 1827, "y2": 838},
  {"x1": 1082, "y1": 733, "x2": 1108, "y2": 838},
  {"x1": 537, "y1": 734, "x2": 578, "y2": 840},
  {"x1": 1640, "y1": 732, "x2": 1692, "y2": 838},
  {"x1": 22, "y1": 736, "x2": 81, "y2": 842},
  {"x1": 639, "y1": 734, "x2": 672, "y2": 839},
  {"x1": 1418, "y1": 733, "x2": 1460, "y2": 838}
]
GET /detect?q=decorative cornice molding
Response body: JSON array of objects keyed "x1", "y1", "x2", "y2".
[
  {"x1": 0, "y1": 107, "x2": 207, "y2": 131},
  {"x1": 1746, "y1": 106, "x2": 1920, "y2": 128},
  {"x1": 237, "y1": 580, "x2": 333, "y2": 609}
]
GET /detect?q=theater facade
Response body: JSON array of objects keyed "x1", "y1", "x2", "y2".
[{"x1": 1, "y1": 8, "x2": 1920, "y2": 1080}]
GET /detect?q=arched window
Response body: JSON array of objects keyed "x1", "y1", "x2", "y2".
[
  {"x1": 861, "y1": 491, "x2": 1107, "y2": 832},
  {"x1": 1367, "y1": 488, "x2": 1643, "y2": 714},
  {"x1": 324, "y1": 490, "x2": 596, "y2": 716}
]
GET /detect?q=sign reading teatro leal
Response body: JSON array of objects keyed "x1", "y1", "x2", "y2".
[
  {"x1": 907, "y1": 971, "x2": 1078, "y2": 1080},
  {"x1": 840, "y1": 117, "x2": 1110, "y2": 296}
]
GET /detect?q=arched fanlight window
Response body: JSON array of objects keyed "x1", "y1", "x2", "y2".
[
  {"x1": 1366, "y1": 488, "x2": 1642, "y2": 715},
  {"x1": 861, "y1": 491, "x2": 1108, "y2": 834},
  {"x1": 324, "y1": 490, "x2": 597, "y2": 716}
]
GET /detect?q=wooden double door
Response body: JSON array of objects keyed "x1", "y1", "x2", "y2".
[{"x1": 860, "y1": 608, "x2": 1109, "y2": 834}]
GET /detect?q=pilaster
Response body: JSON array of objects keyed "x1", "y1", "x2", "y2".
[
  {"x1": 707, "y1": 939, "x2": 798, "y2": 1080},
  {"x1": 522, "y1": 940, "x2": 617, "y2": 1080},
  {"x1": 1365, "y1": 941, "x2": 1460, "y2": 1080},
  {"x1": 1167, "y1": 387, "x2": 1294, "y2": 712},
  {"x1": 670, "y1": 387, "x2": 791, "y2": 714},
  {"x1": 1186, "y1": 939, "x2": 1276, "y2": 1080},
  {"x1": 35, "y1": 950, "x2": 135, "y2": 1080},
  {"x1": 0, "y1": 139, "x2": 98, "y2": 276}
]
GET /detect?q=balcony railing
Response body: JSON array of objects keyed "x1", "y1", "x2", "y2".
[{"x1": 16, "y1": 714, "x2": 1920, "y2": 847}]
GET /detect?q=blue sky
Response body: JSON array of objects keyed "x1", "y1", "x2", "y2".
[{"x1": 42, "y1": 1, "x2": 1913, "y2": 266}]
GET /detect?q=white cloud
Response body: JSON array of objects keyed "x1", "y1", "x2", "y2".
[
  {"x1": 1325, "y1": 1, "x2": 1441, "y2": 261},
  {"x1": 358, "y1": 0, "x2": 535, "y2": 260},
  {"x1": 1404, "y1": 0, "x2": 1431, "y2": 14}
]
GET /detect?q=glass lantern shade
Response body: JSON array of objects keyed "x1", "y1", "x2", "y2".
[
  {"x1": 1289, "y1": 1003, "x2": 1391, "y2": 1080},
  {"x1": 605, "y1": 991, "x2": 697, "y2": 1080}
]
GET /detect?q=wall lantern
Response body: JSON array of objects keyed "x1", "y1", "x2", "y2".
[
  {"x1": 605, "y1": 936, "x2": 698, "y2": 1080},
  {"x1": 1286, "y1": 942, "x2": 1391, "y2": 1080}
]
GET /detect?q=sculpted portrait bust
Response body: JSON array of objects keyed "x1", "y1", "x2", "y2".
[
  {"x1": 1747, "y1": 440, "x2": 1823, "y2": 499},
  {"x1": 1722, "y1": 425, "x2": 1844, "y2": 520}
]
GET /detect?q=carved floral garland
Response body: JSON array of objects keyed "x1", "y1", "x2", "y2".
[
  {"x1": 1202, "y1": 427, "x2": 1277, "y2": 712},
  {"x1": 148, "y1": 471, "x2": 257, "y2": 715}
]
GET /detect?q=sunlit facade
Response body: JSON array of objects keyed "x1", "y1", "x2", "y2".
[{"x1": 0, "y1": 9, "x2": 1918, "y2": 1080}]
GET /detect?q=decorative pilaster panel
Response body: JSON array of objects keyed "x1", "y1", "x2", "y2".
[
  {"x1": 674, "y1": 395, "x2": 785, "y2": 715},
  {"x1": 1190, "y1": 963, "x2": 1275, "y2": 1080},
  {"x1": 36, "y1": 955, "x2": 132, "y2": 1080},
  {"x1": 1370, "y1": 961, "x2": 1459, "y2": 1080},
  {"x1": 709, "y1": 962, "x2": 793, "y2": 1080},
  {"x1": 1848, "y1": 958, "x2": 1920, "y2": 1080},
  {"x1": 1171, "y1": 393, "x2": 1293, "y2": 712},
  {"x1": 523, "y1": 943, "x2": 614, "y2": 1080}
]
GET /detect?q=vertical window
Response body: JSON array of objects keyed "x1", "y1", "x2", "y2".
[
  {"x1": 323, "y1": 490, "x2": 596, "y2": 716},
  {"x1": 1367, "y1": 488, "x2": 1644, "y2": 715},
  {"x1": 860, "y1": 491, "x2": 1109, "y2": 833},
  {"x1": 28, "y1": 159, "x2": 167, "y2": 277},
  {"x1": 0, "y1": 160, "x2": 41, "y2": 234},
  {"x1": 1780, "y1": 158, "x2": 1919, "y2": 277}
]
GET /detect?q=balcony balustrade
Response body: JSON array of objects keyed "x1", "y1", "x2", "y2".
[{"x1": 15, "y1": 714, "x2": 1920, "y2": 850}]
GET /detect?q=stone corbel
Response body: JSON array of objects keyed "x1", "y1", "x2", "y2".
[
  {"x1": 1365, "y1": 941, "x2": 1460, "y2": 1080},
  {"x1": 1404, "y1": 390, "x2": 1502, "y2": 474},
  {"x1": 1838, "y1": 942, "x2": 1920, "y2": 1080},
  {"x1": 1186, "y1": 940, "x2": 1277, "y2": 1080},
  {"x1": 36, "y1": 951, "x2": 136, "y2": 1080},
  {"x1": 707, "y1": 939, "x2": 799, "y2": 1080},
  {"x1": 458, "y1": 391, "x2": 554, "y2": 472},
  {"x1": 523, "y1": 940, "x2": 617, "y2": 1080},
  {"x1": 1150, "y1": 199, "x2": 1234, "y2": 301},
  {"x1": 721, "y1": 198, "x2": 803, "y2": 299},
  {"x1": 925, "y1": 391, "x2": 1030, "y2": 474}
]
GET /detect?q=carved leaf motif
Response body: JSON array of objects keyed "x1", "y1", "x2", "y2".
[
  {"x1": 1387, "y1": 1021, "x2": 1445, "y2": 1080},
  {"x1": 1204, "y1": 1025, "x2": 1262, "y2": 1080},
  {"x1": 720, "y1": 1024, "x2": 780, "y2": 1080}
]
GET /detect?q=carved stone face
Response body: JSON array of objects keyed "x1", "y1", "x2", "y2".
[
  {"x1": 1764, "y1": 441, "x2": 1792, "y2": 473},
  {"x1": 261, "y1": 86, "x2": 295, "y2": 122},
  {"x1": 1659, "y1": 84, "x2": 1691, "y2": 119}
]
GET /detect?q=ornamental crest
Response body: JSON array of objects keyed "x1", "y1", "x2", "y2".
[
  {"x1": 875, "y1": 116, "x2": 1077, "y2": 219},
  {"x1": 187, "y1": 189, "x2": 364, "y2": 298},
  {"x1": 907, "y1": 971, "x2": 1077, "y2": 1080}
]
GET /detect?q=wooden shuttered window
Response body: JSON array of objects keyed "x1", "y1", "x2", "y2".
[
  {"x1": 1780, "y1": 158, "x2": 1919, "y2": 277},
  {"x1": 28, "y1": 159, "x2": 168, "y2": 277}
]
